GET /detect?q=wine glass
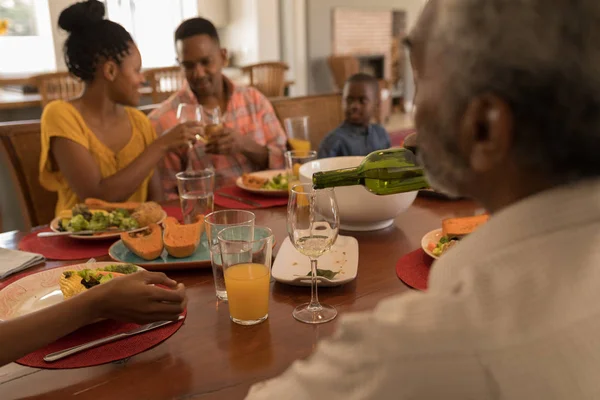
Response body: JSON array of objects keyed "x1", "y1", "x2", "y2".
[
  {"x1": 287, "y1": 183, "x2": 340, "y2": 324},
  {"x1": 177, "y1": 104, "x2": 203, "y2": 172}
]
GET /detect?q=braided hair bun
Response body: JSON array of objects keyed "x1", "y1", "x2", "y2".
[
  {"x1": 58, "y1": 0, "x2": 134, "y2": 82},
  {"x1": 58, "y1": 0, "x2": 105, "y2": 33}
]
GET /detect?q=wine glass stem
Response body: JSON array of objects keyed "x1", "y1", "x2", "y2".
[
  {"x1": 309, "y1": 258, "x2": 321, "y2": 309},
  {"x1": 187, "y1": 142, "x2": 194, "y2": 172}
]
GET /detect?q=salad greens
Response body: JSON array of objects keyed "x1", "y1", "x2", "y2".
[
  {"x1": 263, "y1": 173, "x2": 288, "y2": 190},
  {"x1": 432, "y1": 236, "x2": 458, "y2": 257},
  {"x1": 58, "y1": 204, "x2": 139, "y2": 233}
]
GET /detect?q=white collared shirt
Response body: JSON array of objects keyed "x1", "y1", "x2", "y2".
[{"x1": 247, "y1": 179, "x2": 600, "y2": 399}]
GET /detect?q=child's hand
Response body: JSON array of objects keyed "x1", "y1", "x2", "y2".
[{"x1": 87, "y1": 271, "x2": 187, "y2": 324}]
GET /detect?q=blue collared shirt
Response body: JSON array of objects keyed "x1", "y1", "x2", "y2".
[{"x1": 317, "y1": 122, "x2": 391, "y2": 158}]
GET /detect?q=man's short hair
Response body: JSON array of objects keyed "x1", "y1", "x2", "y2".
[
  {"x1": 175, "y1": 17, "x2": 220, "y2": 44},
  {"x1": 345, "y1": 73, "x2": 380, "y2": 98}
]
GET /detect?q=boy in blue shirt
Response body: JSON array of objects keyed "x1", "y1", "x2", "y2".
[{"x1": 318, "y1": 73, "x2": 391, "y2": 158}]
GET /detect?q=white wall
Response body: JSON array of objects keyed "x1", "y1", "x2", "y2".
[
  {"x1": 280, "y1": 0, "x2": 308, "y2": 96},
  {"x1": 222, "y1": 0, "x2": 281, "y2": 66},
  {"x1": 0, "y1": 0, "x2": 56, "y2": 75},
  {"x1": 224, "y1": 0, "x2": 259, "y2": 65},
  {"x1": 306, "y1": 0, "x2": 426, "y2": 95},
  {"x1": 47, "y1": 0, "x2": 76, "y2": 72},
  {"x1": 256, "y1": 0, "x2": 280, "y2": 61}
]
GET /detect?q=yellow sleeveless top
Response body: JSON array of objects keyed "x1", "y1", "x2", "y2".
[{"x1": 39, "y1": 100, "x2": 156, "y2": 215}]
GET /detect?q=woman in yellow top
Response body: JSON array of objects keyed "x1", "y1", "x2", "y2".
[{"x1": 40, "y1": 0, "x2": 202, "y2": 215}]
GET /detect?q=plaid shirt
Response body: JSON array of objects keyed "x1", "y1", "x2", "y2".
[{"x1": 148, "y1": 78, "x2": 287, "y2": 200}]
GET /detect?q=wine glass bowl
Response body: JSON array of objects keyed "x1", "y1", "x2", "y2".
[{"x1": 287, "y1": 184, "x2": 339, "y2": 324}]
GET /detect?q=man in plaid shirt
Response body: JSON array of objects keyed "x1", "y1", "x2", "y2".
[{"x1": 149, "y1": 17, "x2": 287, "y2": 199}]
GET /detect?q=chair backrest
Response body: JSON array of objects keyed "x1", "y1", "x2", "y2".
[
  {"x1": 271, "y1": 93, "x2": 343, "y2": 151},
  {"x1": 0, "y1": 120, "x2": 57, "y2": 230},
  {"x1": 327, "y1": 55, "x2": 360, "y2": 91},
  {"x1": 145, "y1": 66, "x2": 184, "y2": 104},
  {"x1": 241, "y1": 62, "x2": 289, "y2": 98},
  {"x1": 34, "y1": 72, "x2": 84, "y2": 107}
]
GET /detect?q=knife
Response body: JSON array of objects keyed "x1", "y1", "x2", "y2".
[
  {"x1": 38, "y1": 226, "x2": 147, "y2": 238},
  {"x1": 218, "y1": 192, "x2": 263, "y2": 207},
  {"x1": 43, "y1": 316, "x2": 184, "y2": 362}
]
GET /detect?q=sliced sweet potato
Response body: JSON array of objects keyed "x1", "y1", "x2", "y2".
[
  {"x1": 85, "y1": 198, "x2": 141, "y2": 212},
  {"x1": 121, "y1": 223, "x2": 164, "y2": 260},
  {"x1": 163, "y1": 215, "x2": 205, "y2": 258}
]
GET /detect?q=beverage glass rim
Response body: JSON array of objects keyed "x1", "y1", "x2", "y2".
[
  {"x1": 285, "y1": 150, "x2": 317, "y2": 158},
  {"x1": 289, "y1": 183, "x2": 333, "y2": 195},
  {"x1": 284, "y1": 115, "x2": 309, "y2": 123},
  {"x1": 217, "y1": 225, "x2": 274, "y2": 246},
  {"x1": 176, "y1": 169, "x2": 215, "y2": 181},
  {"x1": 205, "y1": 210, "x2": 256, "y2": 227}
]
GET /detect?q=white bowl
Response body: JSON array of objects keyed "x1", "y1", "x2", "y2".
[{"x1": 299, "y1": 156, "x2": 418, "y2": 231}]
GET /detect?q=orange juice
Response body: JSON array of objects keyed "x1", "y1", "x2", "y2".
[
  {"x1": 224, "y1": 263, "x2": 270, "y2": 322},
  {"x1": 288, "y1": 138, "x2": 311, "y2": 152}
]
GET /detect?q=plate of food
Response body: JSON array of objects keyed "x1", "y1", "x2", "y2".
[
  {"x1": 422, "y1": 214, "x2": 489, "y2": 259},
  {"x1": 272, "y1": 235, "x2": 359, "y2": 287},
  {"x1": 0, "y1": 262, "x2": 142, "y2": 320},
  {"x1": 109, "y1": 215, "x2": 212, "y2": 270},
  {"x1": 236, "y1": 169, "x2": 289, "y2": 197},
  {"x1": 50, "y1": 199, "x2": 166, "y2": 240}
]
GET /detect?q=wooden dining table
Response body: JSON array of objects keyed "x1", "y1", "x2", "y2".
[{"x1": 0, "y1": 197, "x2": 480, "y2": 400}]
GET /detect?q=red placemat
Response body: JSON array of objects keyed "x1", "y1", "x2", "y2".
[
  {"x1": 18, "y1": 228, "x2": 114, "y2": 261},
  {"x1": 215, "y1": 186, "x2": 288, "y2": 209},
  {"x1": 163, "y1": 205, "x2": 183, "y2": 221},
  {"x1": 396, "y1": 249, "x2": 433, "y2": 291},
  {"x1": 17, "y1": 312, "x2": 186, "y2": 369}
]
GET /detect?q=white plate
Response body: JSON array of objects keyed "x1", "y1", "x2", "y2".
[
  {"x1": 235, "y1": 169, "x2": 289, "y2": 197},
  {"x1": 0, "y1": 262, "x2": 144, "y2": 320},
  {"x1": 50, "y1": 210, "x2": 167, "y2": 241},
  {"x1": 421, "y1": 228, "x2": 443, "y2": 260},
  {"x1": 272, "y1": 235, "x2": 359, "y2": 287}
]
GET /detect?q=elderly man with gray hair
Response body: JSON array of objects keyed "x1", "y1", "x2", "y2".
[{"x1": 246, "y1": 0, "x2": 600, "y2": 398}]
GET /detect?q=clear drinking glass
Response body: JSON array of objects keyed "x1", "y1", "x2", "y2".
[
  {"x1": 287, "y1": 184, "x2": 339, "y2": 324},
  {"x1": 177, "y1": 103, "x2": 203, "y2": 172},
  {"x1": 284, "y1": 116, "x2": 311, "y2": 151},
  {"x1": 285, "y1": 150, "x2": 317, "y2": 192},
  {"x1": 204, "y1": 106, "x2": 224, "y2": 142},
  {"x1": 218, "y1": 226, "x2": 274, "y2": 326},
  {"x1": 205, "y1": 210, "x2": 256, "y2": 301},
  {"x1": 176, "y1": 169, "x2": 215, "y2": 224}
]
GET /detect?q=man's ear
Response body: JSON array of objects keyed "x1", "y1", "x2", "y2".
[
  {"x1": 102, "y1": 60, "x2": 119, "y2": 82},
  {"x1": 459, "y1": 94, "x2": 514, "y2": 173}
]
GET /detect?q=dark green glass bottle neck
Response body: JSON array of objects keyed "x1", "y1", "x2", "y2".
[{"x1": 312, "y1": 167, "x2": 361, "y2": 189}]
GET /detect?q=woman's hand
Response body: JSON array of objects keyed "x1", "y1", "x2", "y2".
[
  {"x1": 87, "y1": 271, "x2": 187, "y2": 324},
  {"x1": 156, "y1": 121, "x2": 203, "y2": 151}
]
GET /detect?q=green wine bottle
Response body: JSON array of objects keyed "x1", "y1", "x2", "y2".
[{"x1": 312, "y1": 148, "x2": 429, "y2": 195}]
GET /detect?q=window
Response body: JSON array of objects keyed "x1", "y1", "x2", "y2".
[
  {"x1": 0, "y1": 0, "x2": 55, "y2": 74},
  {"x1": 105, "y1": 0, "x2": 199, "y2": 69}
]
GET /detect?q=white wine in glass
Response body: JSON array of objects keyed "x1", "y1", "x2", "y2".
[
  {"x1": 176, "y1": 103, "x2": 203, "y2": 172},
  {"x1": 287, "y1": 184, "x2": 339, "y2": 324}
]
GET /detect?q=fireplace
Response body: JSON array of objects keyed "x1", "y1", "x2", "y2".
[{"x1": 356, "y1": 54, "x2": 385, "y2": 79}]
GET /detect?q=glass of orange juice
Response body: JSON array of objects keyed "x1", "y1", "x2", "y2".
[
  {"x1": 284, "y1": 116, "x2": 311, "y2": 151},
  {"x1": 285, "y1": 150, "x2": 317, "y2": 192},
  {"x1": 218, "y1": 226, "x2": 274, "y2": 325}
]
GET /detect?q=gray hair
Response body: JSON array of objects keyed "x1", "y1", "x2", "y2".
[{"x1": 433, "y1": 0, "x2": 600, "y2": 181}]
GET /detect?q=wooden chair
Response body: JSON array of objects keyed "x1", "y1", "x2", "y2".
[
  {"x1": 33, "y1": 72, "x2": 84, "y2": 107},
  {"x1": 327, "y1": 55, "x2": 359, "y2": 91},
  {"x1": 271, "y1": 93, "x2": 343, "y2": 151},
  {"x1": 241, "y1": 62, "x2": 289, "y2": 98},
  {"x1": 0, "y1": 120, "x2": 57, "y2": 230},
  {"x1": 145, "y1": 66, "x2": 185, "y2": 104}
]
